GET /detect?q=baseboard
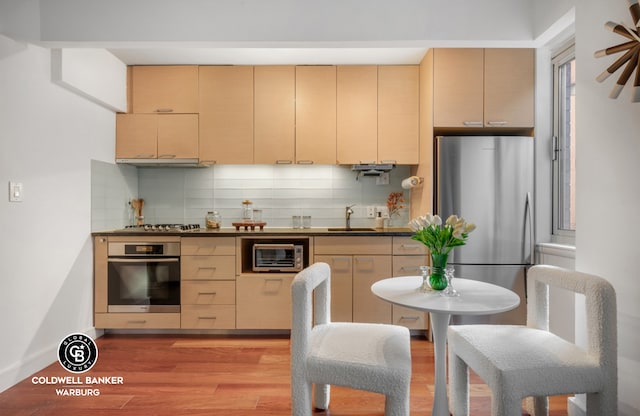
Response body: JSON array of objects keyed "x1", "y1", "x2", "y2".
[{"x1": 0, "y1": 327, "x2": 100, "y2": 393}]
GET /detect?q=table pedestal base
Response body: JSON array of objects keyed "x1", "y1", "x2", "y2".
[{"x1": 430, "y1": 312, "x2": 451, "y2": 416}]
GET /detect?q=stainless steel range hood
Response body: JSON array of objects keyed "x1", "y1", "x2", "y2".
[
  {"x1": 351, "y1": 163, "x2": 395, "y2": 176},
  {"x1": 116, "y1": 158, "x2": 206, "y2": 167}
]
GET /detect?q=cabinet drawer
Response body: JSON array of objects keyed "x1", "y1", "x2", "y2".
[
  {"x1": 94, "y1": 313, "x2": 180, "y2": 329},
  {"x1": 393, "y1": 237, "x2": 428, "y2": 255},
  {"x1": 314, "y1": 236, "x2": 392, "y2": 255},
  {"x1": 393, "y1": 255, "x2": 427, "y2": 277},
  {"x1": 181, "y1": 237, "x2": 236, "y2": 256},
  {"x1": 392, "y1": 305, "x2": 428, "y2": 330},
  {"x1": 181, "y1": 305, "x2": 235, "y2": 329},
  {"x1": 181, "y1": 281, "x2": 235, "y2": 305},
  {"x1": 181, "y1": 255, "x2": 235, "y2": 280}
]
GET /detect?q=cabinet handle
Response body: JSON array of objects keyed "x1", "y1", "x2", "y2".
[
  {"x1": 379, "y1": 159, "x2": 396, "y2": 164},
  {"x1": 401, "y1": 244, "x2": 423, "y2": 250},
  {"x1": 276, "y1": 160, "x2": 293, "y2": 164},
  {"x1": 158, "y1": 154, "x2": 177, "y2": 159},
  {"x1": 399, "y1": 316, "x2": 420, "y2": 321},
  {"x1": 463, "y1": 121, "x2": 483, "y2": 127},
  {"x1": 155, "y1": 108, "x2": 174, "y2": 113},
  {"x1": 199, "y1": 160, "x2": 217, "y2": 166},
  {"x1": 198, "y1": 267, "x2": 217, "y2": 270},
  {"x1": 127, "y1": 320, "x2": 147, "y2": 324},
  {"x1": 297, "y1": 160, "x2": 314, "y2": 164},
  {"x1": 265, "y1": 278, "x2": 284, "y2": 283},
  {"x1": 135, "y1": 154, "x2": 156, "y2": 158},
  {"x1": 359, "y1": 160, "x2": 376, "y2": 164},
  {"x1": 198, "y1": 316, "x2": 217, "y2": 320},
  {"x1": 400, "y1": 266, "x2": 420, "y2": 272},
  {"x1": 486, "y1": 121, "x2": 508, "y2": 126},
  {"x1": 198, "y1": 292, "x2": 217, "y2": 296}
]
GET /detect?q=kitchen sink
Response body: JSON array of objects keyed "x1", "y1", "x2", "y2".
[{"x1": 327, "y1": 227, "x2": 377, "y2": 232}]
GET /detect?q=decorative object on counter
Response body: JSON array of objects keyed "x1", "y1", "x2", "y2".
[
  {"x1": 232, "y1": 221, "x2": 266, "y2": 231},
  {"x1": 440, "y1": 266, "x2": 459, "y2": 297},
  {"x1": 242, "y1": 199, "x2": 254, "y2": 221},
  {"x1": 386, "y1": 191, "x2": 405, "y2": 227},
  {"x1": 130, "y1": 198, "x2": 145, "y2": 225},
  {"x1": 292, "y1": 215, "x2": 302, "y2": 229},
  {"x1": 594, "y1": 0, "x2": 640, "y2": 102},
  {"x1": 253, "y1": 209, "x2": 262, "y2": 223},
  {"x1": 409, "y1": 213, "x2": 476, "y2": 291},
  {"x1": 401, "y1": 175, "x2": 424, "y2": 189},
  {"x1": 205, "y1": 211, "x2": 221, "y2": 229},
  {"x1": 375, "y1": 211, "x2": 385, "y2": 229},
  {"x1": 302, "y1": 215, "x2": 311, "y2": 228}
]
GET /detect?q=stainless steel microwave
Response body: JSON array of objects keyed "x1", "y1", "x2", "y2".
[{"x1": 252, "y1": 243, "x2": 304, "y2": 272}]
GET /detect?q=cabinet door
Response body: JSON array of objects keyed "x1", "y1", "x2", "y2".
[
  {"x1": 131, "y1": 65, "x2": 199, "y2": 113},
  {"x1": 295, "y1": 66, "x2": 337, "y2": 164},
  {"x1": 352, "y1": 255, "x2": 392, "y2": 324},
  {"x1": 336, "y1": 66, "x2": 378, "y2": 165},
  {"x1": 484, "y1": 48, "x2": 535, "y2": 128},
  {"x1": 115, "y1": 113, "x2": 157, "y2": 159},
  {"x1": 199, "y1": 66, "x2": 254, "y2": 164},
  {"x1": 433, "y1": 49, "x2": 484, "y2": 128},
  {"x1": 392, "y1": 256, "x2": 428, "y2": 329},
  {"x1": 157, "y1": 114, "x2": 199, "y2": 159},
  {"x1": 236, "y1": 275, "x2": 293, "y2": 329},
  {"x1": 254, "y1": 66, "x2": 296, "y2": 164},
  {"x1": 315, "y1": 255, "x2": 353, "y2": 322},
  {"x1": 378, "y1": 66, "x2": 420, "y2": 164}
]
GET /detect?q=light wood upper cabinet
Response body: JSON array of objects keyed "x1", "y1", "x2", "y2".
[
  {"x1": 295, "y1": 66, "x2": 337, "y2": 164},
  {"x1": 433, "y1": 48, "x2": 534, "y2": 128},
  {"x1": 378, "y1": 65, "x2": 420, "y2": 164},
  {"x1": 116, "y1": 113, "x2": 198, "y2": 160},
  {"x1": 199, "y1": 66, "x2": 254, "y2": 164},
  {"x1": 484, "y1": 48, "x2": 534, "y2": 128},
  {"x1": 254, "y1": 66, "x2": 296, "y2": 164},
  {"x1": 433, "y1": 49, "x2": 484, "y2": 128},
  {"x1": 131, "y1": 65, "x2": 199, "y2": 114},
  {"x1": 336, "y1": 66, "x2": 378, "y2": 165}
]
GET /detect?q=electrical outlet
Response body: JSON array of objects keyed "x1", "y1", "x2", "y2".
[
  {"x1": 376, "y1": 172, "x2": 390, "y2": 185},
  {"x1": 377, "y1": 206, "x2": 389, "y2": 218},
  {"x1": 366, "y1": 206, "x2": 376, "y2": 218}
]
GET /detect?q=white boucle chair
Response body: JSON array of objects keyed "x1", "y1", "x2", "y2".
[
  {"x1": 291, "y1": 262, "x2": 412, "y2": 416},
  {"x1": 447, "y1": 264, "x2": 617, "y2": 416}
]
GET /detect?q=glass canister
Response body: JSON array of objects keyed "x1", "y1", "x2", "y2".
[
  {"x1": 205, "y1": 211, "x2": 221, "y2": 229},
  {"x1": 242, "y1": 200, "x2": 253, "y2": 221}
]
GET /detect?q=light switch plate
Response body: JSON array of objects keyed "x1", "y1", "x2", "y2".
[{"x1": 9, "y1": 181, "x2": 23, "y2": 202}]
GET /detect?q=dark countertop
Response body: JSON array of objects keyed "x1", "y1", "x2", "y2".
[{"x1": 92, "y1": 227, "x2": 414, "y2": 237}]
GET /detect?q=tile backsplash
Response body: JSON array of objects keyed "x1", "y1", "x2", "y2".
[{"x1": 91, "y1": 162, "x2": 411, "y2": 230}]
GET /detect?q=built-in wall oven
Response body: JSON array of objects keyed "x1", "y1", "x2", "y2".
[{"x1": 107, "y1": 241, "x2": 181, "y2": 313}]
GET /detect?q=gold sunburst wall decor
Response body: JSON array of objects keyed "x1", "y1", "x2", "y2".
[{"x1": 595, "y1": 0, "x2": 640, "y2": 102}]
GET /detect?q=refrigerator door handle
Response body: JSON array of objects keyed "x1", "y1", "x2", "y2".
[{"x1": 525, "y1": 191, "x2": 534, "y2": 265}]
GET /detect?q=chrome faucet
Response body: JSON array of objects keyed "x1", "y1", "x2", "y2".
[{"x1": 345, "y1": 204, "x2": 355, "y2": 229}]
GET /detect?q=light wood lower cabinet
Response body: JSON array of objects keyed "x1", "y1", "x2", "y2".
[
  {"x1": 95, "y1": 313, "x2": 181, "y2": 329},
  {"x1": 181, "y1": 237, "x2": 236, "y2": 329},
  {"x1": 314, "y1": 236, "x2": 393, "y2": 325},
  {"x1": 236, "y1": 274, "x2": 294, "y2": 329},
  {"x1": 391, "y1": 237, "x2": 429, "y2": 331}
]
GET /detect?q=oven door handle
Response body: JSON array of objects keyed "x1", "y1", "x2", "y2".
[{"x1": 108, "y1": 258, "x2": 179, "y2": 263}]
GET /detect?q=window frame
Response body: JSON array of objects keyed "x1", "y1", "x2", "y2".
[{"x1": 551, "y1": 42, "x2": 576, "y2": 243}]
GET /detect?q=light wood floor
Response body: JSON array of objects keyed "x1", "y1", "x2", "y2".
[{"x1": 0, "y1": 334, "x2": 568, "y2": 415}]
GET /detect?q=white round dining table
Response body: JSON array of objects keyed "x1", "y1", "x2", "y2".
[{"x1": 371, "y1": 276, "x2": 521, "y2": 416}]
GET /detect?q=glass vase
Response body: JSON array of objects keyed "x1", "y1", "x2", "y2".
[{"x1": 429, "y1": 252, "x2": 449, "y2": 291}]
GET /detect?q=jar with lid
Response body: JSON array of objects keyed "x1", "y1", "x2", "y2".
[
  {"x1": 242, "y1": 200, "x2": 253, "y2": 221},
  {"x1": 205, "y1": 211, "x2": 221, "y2": 229}
]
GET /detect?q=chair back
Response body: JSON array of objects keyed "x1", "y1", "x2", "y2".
[
  {"x1": 291, "y1": 263, "x2": 332, "y2": 365},
  {"x1": 527, "y1": 265, "x2": 617, "y2": 371}
]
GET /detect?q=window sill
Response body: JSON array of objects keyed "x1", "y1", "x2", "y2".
[{"x1": 536, "y1": 242, "x2": 576, "y2": 259}]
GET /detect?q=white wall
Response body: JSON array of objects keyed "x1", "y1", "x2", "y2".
[
  {"x1": 0, "y1": 42, "x2": 115, "y2": 392},
  {"x1": 576, "y1": 1, "x2": 640, "y2": 414}
]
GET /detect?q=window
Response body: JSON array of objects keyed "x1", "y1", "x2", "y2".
[{"x1": 552, "y1": 44, "x2": 576, "y2": 239}]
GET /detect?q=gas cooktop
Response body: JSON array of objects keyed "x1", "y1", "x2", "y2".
[{"x1": 123, "y1": 224, "x2": 201, "y2": 232}]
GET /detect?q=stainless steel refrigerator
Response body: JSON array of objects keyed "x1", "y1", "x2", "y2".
[{"x1": 434, "y1": 136, "x2": 534, "y2": 325}]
